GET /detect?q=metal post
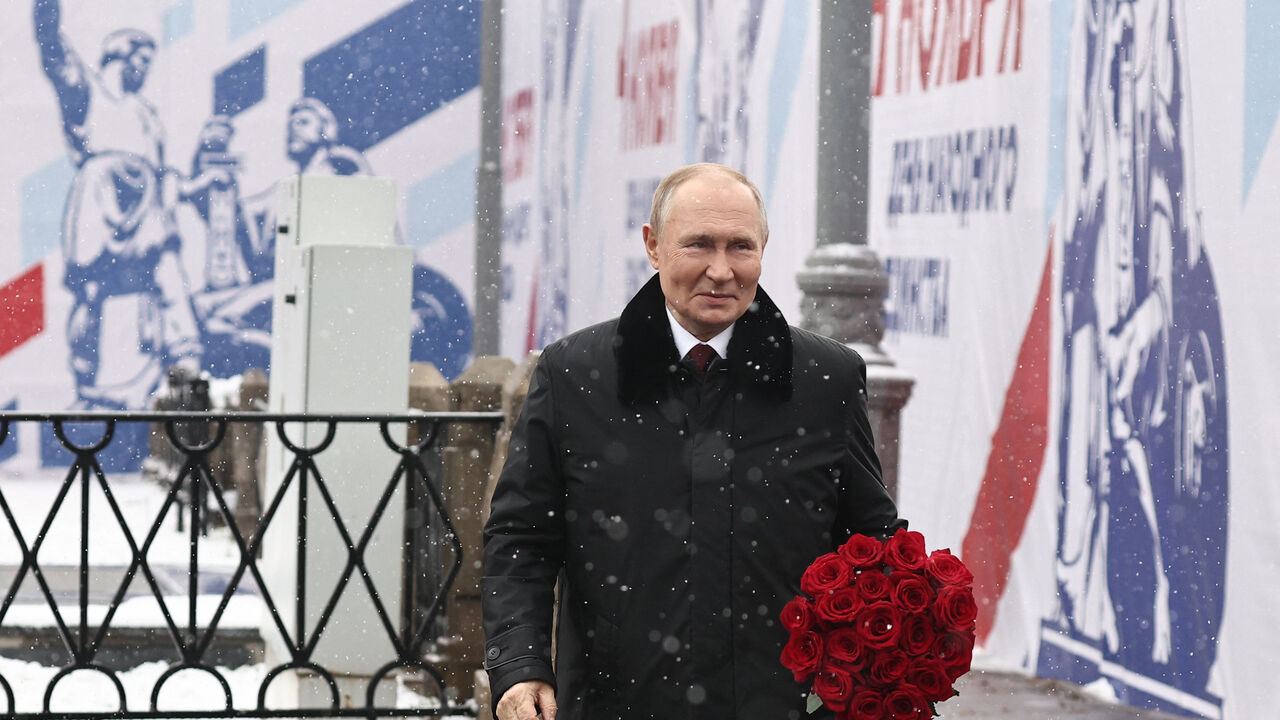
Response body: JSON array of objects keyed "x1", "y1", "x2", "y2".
[
  {"x1": 816, "y1": 0, "x2": 870, "y2": 251},
  {"x1": 800, "y1": 0, "x2": 887, "y2": 359},
  {"x1": 798, "y1": 0, "x2": 914, "y2": 497},
  {"x1": 473, "y1": 0, "x2": 504, "y2": 356}
]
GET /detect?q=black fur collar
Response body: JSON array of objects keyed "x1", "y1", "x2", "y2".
[{"x1": 614, "y1": 274, "x2": 793, "y2": 403}]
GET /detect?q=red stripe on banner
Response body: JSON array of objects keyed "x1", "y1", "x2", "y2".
[
  {"x1": 961, "y1": 235, "x2": 1053, "y2": 644},
  {"x1": 0, "y1": 264, "x2": 45, "y2": 359}
]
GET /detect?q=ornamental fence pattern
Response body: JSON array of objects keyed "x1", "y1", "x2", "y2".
[{"x1": 0, "y1": 410, "x2": 502, "y2": 720}]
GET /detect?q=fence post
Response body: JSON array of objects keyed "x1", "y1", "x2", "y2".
[
  {"x1": 440, "y1": 356, "x2": 514, "y2": 698},
  {"x1": 227, "y1": 368, "x2": 268, "y2": 540},
  {"x1": 405, "y1": 361, "x2": 454, "y2": 658}
]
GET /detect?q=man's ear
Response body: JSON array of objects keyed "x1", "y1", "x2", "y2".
[{"x1": 642, "y1": 224, "x2": 660, "y2": 270}]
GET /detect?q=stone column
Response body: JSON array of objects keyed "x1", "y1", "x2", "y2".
[
  {"x1": 438, "y1": 356, "x2": 513, "y2": 698},
  {"x1": 482, "y1": 351, "x2": 541, "y2": 529},
  {"x1": 797, "y1": 0, "x2": 913, "y2": 498},
  {"x1": 404, "y1": 361, "x2": 454, "y2": 667}
]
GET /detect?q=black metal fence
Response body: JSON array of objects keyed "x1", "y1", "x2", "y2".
[{"x1": 0, "y1": 410, "x2": 502, "y2": 719}]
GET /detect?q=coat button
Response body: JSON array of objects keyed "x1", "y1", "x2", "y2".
[{"x1": 487, "y1": 647, "x2": 500, "y2": 660}]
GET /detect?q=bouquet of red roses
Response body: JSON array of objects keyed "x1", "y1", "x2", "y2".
[{"x1": 780, "y1": 528, "x2": 976, "y2": 719}]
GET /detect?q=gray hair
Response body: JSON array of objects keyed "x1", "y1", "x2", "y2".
[{"x1": 648, "y1": 163, "x2": 769, "y2": 241}]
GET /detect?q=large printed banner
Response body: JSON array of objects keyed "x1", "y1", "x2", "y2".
[
  {"x1": 498, "y1": 0, "x2": 821, "y2": 356},
  {"x1": 0, "y1": 0, "x2": 481, "y2": 470},
  {"x1": 870, "y1": 1, "x2": 1278, "y2": 718},
  {"x1": 504, "y1": 1, "x2": 1278, "y2": 718}
]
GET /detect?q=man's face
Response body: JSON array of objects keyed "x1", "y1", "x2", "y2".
[
  {"x1": 287, "y1": 109, "x2": 324, "y2": 159},
  {"x1": 643, "y1": 172, "x2": 765, "y2": 341},
  {"x1": 122, "y1": 46, "x2": 153, "y2": 93}
]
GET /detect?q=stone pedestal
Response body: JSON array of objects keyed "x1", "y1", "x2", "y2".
[
  {"x1": 228, "y1": 368, "x2": 268, "y2": 541},
  {"x1": 797, "y1": 243, "x2": 890, "y2": 364},
  {"x1": 483, "y1": 351, "x2": 541, "y2": 530},
  {"x1": 437, "y1": 356, "x2": 513, "y2": 699},
  {"x1": 797, "y1": 243, "x2": 914, "y2": 500},
  {"x1": 865, "y1": 366, "x2": 914, "y2": 502}
]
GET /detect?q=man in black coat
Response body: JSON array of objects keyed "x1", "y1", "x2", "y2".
[{"x1": 482, "y1": 163, "x2": 904, "y2": 720}]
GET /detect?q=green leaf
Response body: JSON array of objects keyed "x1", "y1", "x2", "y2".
[{"x1": 806, "y1": 693, "x2": 824, "y2": 714}]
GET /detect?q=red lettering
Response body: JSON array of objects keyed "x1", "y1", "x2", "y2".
[
  {"x1": 618, "y1": 15, "x2": 679, "y2": 150},
  {"x1": 975, "y1": 0, "x2": 997, "y2": 77},
  {"x1": 897, "y1": 0, "x2": 915, "y2": 94},
  {"x1": 880, "y1": 0, "x2": 1022, "y2": 96},
  {"x1": 917, "y1": 1, "x2": 940, "y2": 91},
  {"x1": 873, "y1": 0, "x2": 888, "y2": 96},
  {"x1": 938, "y1": 0, "x2": 960, "y2": 85},
  {"x1": 1000, "y1": 0, "x2": 1023, "y2": 72},
  {"x1": 502, "y1": 88, "x2": 534, "y2": 182}
]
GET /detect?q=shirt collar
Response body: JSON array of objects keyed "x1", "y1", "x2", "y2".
[{"x1": 665, "y1": 306, "x2": 733, "y2": 360}]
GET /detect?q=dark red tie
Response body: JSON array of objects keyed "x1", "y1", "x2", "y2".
[{"x1": 687, "y1": 343, "x2": 718, "y2": 375}]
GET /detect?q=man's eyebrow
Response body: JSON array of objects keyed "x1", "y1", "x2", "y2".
[{"x1": 678, "y1": 232, "x2": 758, "y2": 244}]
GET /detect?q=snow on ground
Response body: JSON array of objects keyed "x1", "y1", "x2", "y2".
[
  {"x1": 0, "y1": 656, "x2": 265, "y2": 713},
  {"x1": 1, "y1": 468, "x2": 260, "y2": 627},
  {"x1": 1, "y1": 594, "x2": 263, "y2": 628},
  {"x1": 0, "y1": 656, "x2": 473, "y2": 717},
  {"x1": 0, "y1": 469, "x2": 242, "y2": 570}
]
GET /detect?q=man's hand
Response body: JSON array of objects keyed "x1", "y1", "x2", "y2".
[{"x1": 496, "y1": 681, "x2": 556, "y2": 720}]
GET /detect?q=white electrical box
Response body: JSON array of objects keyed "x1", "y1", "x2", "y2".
[{"x1": 262, "y1": 175, "x2": 410, "y2": 702}]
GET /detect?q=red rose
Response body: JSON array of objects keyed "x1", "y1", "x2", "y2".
[
  {"x1": 933, "y1": 585, "x2": 978, "y2": 629},
  {"x1": 780, "y1": 596, "x2": 816, "y2": 634},
  {"x1": 934, "y1": 630, "x2": 976, "y2": 680},
  {"x1": 854, "y1": 568, "x2": 891, "y2": 602},
  {"x1": 846, "y1": 690, "x2": 883, "y2": 720},
  {"x1": 889, "y1": 573, "x2": 933, "y2": 614},
  {"x1": 883, "y1": 529, "x2": 927, "y2": 571},
  {"x1": 801, "y1": 552, "x2": 854, "y2": 597},
  {"x1": 780, "y1": 630, "x2": 824, "y2": 683},
  {"x1": 869, "y1": 650, "x2": 910, "y2": 686},
  {"x1": 908, "y1": 660, "x2": 956, "y2": 703},
  {"x1": 813, "y1": 666, "x2": 855, "y2": 712},
  {"x1": 898, "y1": 612, "x2": 935, "y2": 656},
  {"x1": 855, "y1": 601, "x2": 902, "y2": 650},
  {"x1": 846, "y1": 690, "x2": 884, "y2": 720},
  {"x1": 825, "y1": 626, "x2": 865, "y2": 667},
  {"x1": 925, "y1": 548, "x2": 974, "y2": 587},
  {"x1": 884, "y1": 686, "x2": 931, "y2": 720},
  {"x1": 816, "y1": 587, "x2": 863, "y2": 624},
  {"x1": 839, "y1": 533, "x2": 884, "y2": 569}
]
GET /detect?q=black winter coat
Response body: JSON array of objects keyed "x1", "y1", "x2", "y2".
[{"x1": 482, "y1": 276, "x2": 904, "y2": 720}]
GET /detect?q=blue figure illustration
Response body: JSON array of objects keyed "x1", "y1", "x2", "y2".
[
  {"x1": 286, "y1": 98, "x2": 374, "y2": 176},
  {"x1": 184, "y1": 115, "x2": 275, "y2": 377},
  {"x1": 238, "y1": 96, "x2": 472, "y2": 378},
  {"x1": 1043, "y1": 0, "x2": 1228, "y2": 713},
  {"x1": 34, "y1": 0, "x2": 227, "y2": 410}
]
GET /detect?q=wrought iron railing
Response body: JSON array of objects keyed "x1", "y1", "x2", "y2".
[{"x1": 0, "y1": 410, "x2": 503, "y2": 719}]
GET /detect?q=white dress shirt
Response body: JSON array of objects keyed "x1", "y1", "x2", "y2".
[{"x1": 665, "y1": 307, "x2": 733, "y2": 361}]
